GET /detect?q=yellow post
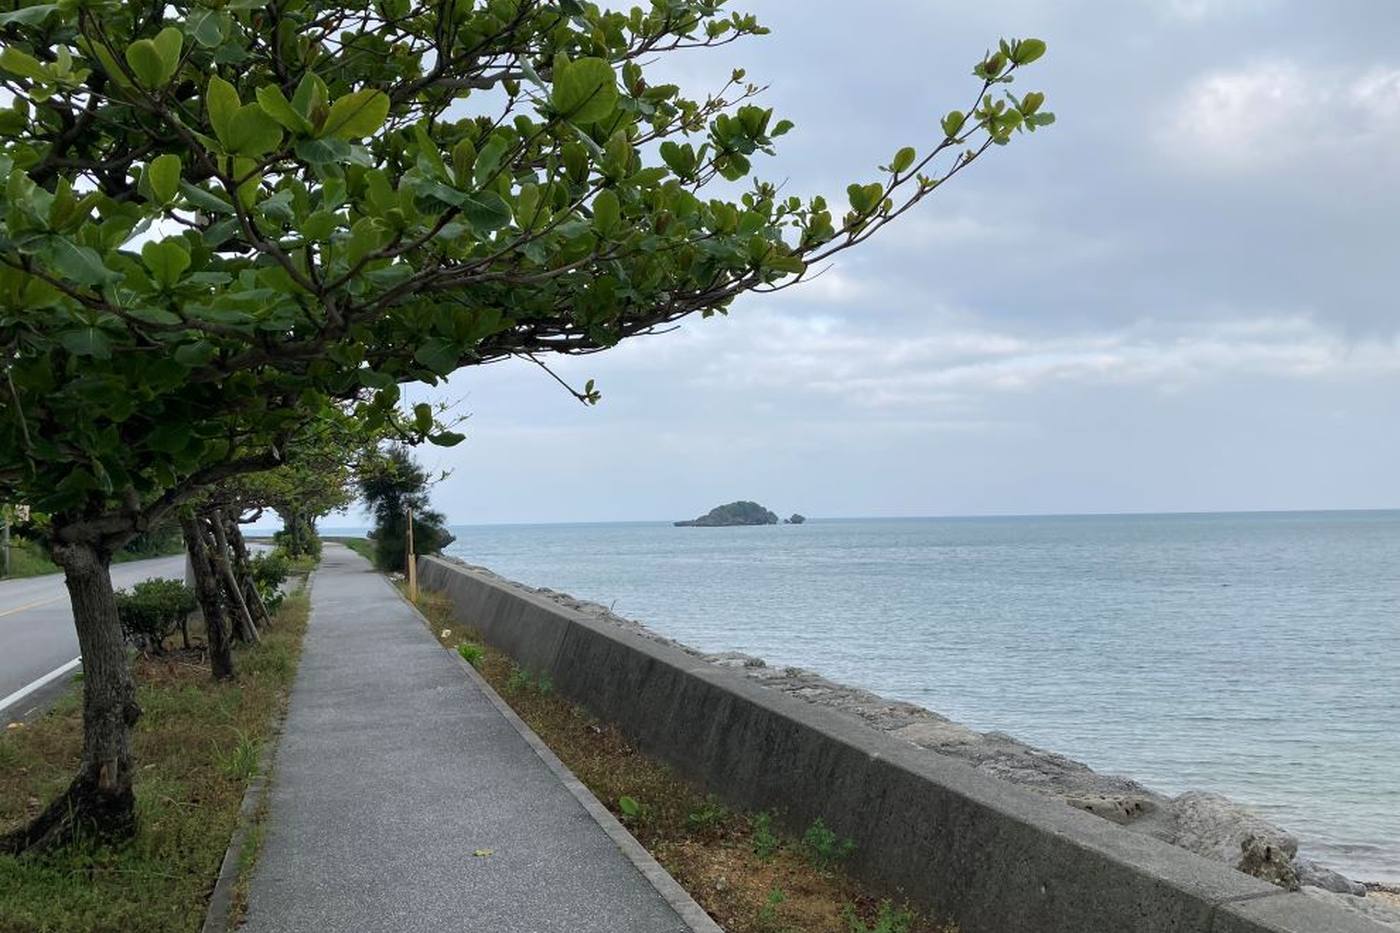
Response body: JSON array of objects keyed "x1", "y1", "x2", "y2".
[{"x1": 406, "y1": 506, "x2": 418, "y2": 601}]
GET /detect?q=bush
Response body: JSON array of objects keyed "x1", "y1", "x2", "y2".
[
  {"x1": 272, "y1": 526, "x2": 321, "y2": 560},
  {"x1": 249, "y1": 552, "x2": 291, "y2": 613},
  {"x1": 115, "y1": 578, "x2": 198, "y2": 653}
]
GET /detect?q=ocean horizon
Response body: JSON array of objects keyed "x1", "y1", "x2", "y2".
[{"x1": 414, "y1": 508, "x2": 1400, "y2": 883}]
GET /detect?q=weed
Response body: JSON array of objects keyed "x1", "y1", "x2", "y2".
[
  {"x1": 218, "y1": 731, "x2": 261, "y2": 782},
  {"x1": 457, "y1": 642, "x2": 484, "y2": 667},
  {"x1": 0, "y1": 738, "x2": 18, "y2": 769},
  {"x1": 802, "y1": 817, "x2": 856, "y2": 868},
  {"x1": 751, "y1": 810, "x2": 780, "y2": 861},
  {"x1": 687, "y1": 795, "x2": 731, "y2": 833},
  {"x1": 618, "y1": 794, "x2": 645, "y2": 824},
  {"x1": 536, "y1": 673, "x2": 553, "y2": 695},
  {"x1": 844, "y1": 900, "x2": 916, "y2": 933},
  {"x1": 506, "y1": 665, "x2": 532, "y2": 693},
  {"x1": 756, "y1": 887, "x2": 788, "y2": 933}
]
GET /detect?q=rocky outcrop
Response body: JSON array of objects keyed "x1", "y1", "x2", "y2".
[
  {"x1": 445, "y1": 559, "x2": 1388, "y2": 911},
  {"x1": 674, "y1": 501, "x2": 779, "y2": 526}
]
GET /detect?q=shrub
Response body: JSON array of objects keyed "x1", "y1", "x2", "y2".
[
  {"x1": 115, "y1": 578, "x2": 198, "y2": 654},
  {"x1": 457, "y1": 642, "x2": 484, "y2": 667},
  {"x1": 843, "y1": 901, "x2": 915, "y2": 933},
  {"x1": 802, "y1": 817, "x2": 856, "y2": 868},
  {"x1": 249, "y1": 551, "x2": 291, "y2": 612},
  {"x1": 752, "y1": 811, "x2": 780, "y2": 861}
]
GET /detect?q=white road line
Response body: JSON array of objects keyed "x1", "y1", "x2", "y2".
[{"x1": 1, "y1": 656, "x2": 82, "y2": 718}]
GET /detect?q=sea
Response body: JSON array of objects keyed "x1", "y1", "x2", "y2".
[{"x1": 433, "y1": 510, "x2": 1400, "y2": 881}]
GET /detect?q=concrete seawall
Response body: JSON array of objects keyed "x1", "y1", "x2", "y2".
[{"x1": 418, "y1": 555, "x2": 1389, "y2": 933}]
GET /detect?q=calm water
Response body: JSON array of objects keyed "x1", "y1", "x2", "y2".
[{"x1": 442, "y1": 511, "x2": 1400, "y2": 881}]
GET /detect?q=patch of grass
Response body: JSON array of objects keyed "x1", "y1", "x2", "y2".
[
  {"x1": 407, "y1": 585, "x2": 953, "y2": 933},
  {"x1": 0, "y1": 590, "x2": 310, "y2": 933},
  {"x1": 456, "y1": 642, "x2": 484, "y2": 667},
  {"x1": 802, "y1": 817, "x2": 856, "y2": 869},
  {"x1": 844, "y1": 901, "x2": 916, "y2": 933},
  {"x1": 325, "y1": 536, "x2": 374, "y2": 563}
]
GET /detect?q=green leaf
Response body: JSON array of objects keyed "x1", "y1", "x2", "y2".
[
  {"x1": 592, "y1": 189, "x2": 620, "y2": 236},
  {"x1": 188, "y1": 9, "x2": 225, "y2": 48},
  {"x1": 1012, "y1": 38, "x2": 1047, "y2": 65},
  {"x1": 0, "y1": 46, "x2": 46, "y2": 81},
  {"x1": 59, "y1": 327, "x2": 112, "y2": 359},
  {"x1": 179, "y1": 181, "x2": 234, "y2": 214},
  {"x1": 141, "y1": 239, "x2": 191, "y2": 289},
  {"x1": 124, "y1": 39, "x2": 166, "y2": 88},
  {"x1": 412, "y1": 402, "x2": 433, "y2": 433},
  {"x1": 413, "y1": 338, "x2": 459, "y2": 375},
  {"x1": 427, "y1": 430, "x2": 465, "y2": 447},
  {"x1": 300, "y1": 210, "x2": 339, "y2": 241},
  {"x1": 152, "y1": 26, "x2": 182, "y2": 79},
  {"x1": 941, "y1": 110, "x2": 966, "y2": 138},
  {"x1": 461, "y1": 192, "x2": 512, "y2": 234},
  {"x1": 43, "y1": 239, "x2": 113, "y2": 286},
  {"x1": 206, "y1": 75, "x2": 240, "y2": 146},
  {"x1": 256, "y1": 84, "x2": 313, "y2": 135},
  {"x1": 891, "y1": 146, "x2": 916, "y2": 174},
  {"x1": 0, "y1": 5, "x2": 58, "y2": 27},
  {"x1": 319, "y1": 89, "x2": 390, "y2": 140},
  {"x1": 147, "y1": 154, "x2": 181, "y2": 205},
  {"x1": 551, "y1": 57, "x2": 618, "y2": 124},
  {"x1": 227, "y1": 104, "x2": 283, "y2": 156}
]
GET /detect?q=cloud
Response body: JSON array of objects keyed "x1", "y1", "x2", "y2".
[
  {"x1": 1161, "y1": 60, "x2": 1400, "y2": 171},
  {"x1": 674, "y1": 309, "x2": 1400, "y2": 413}
]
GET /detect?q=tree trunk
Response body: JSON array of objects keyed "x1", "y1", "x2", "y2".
[
  {"x1": 181, "y1": 514, "x2": 234, "y2": 679},
  {"x1": 210, "y1": 512, "x2": 259, "y2": 645},
  {"x1": 226, "y1": 517, "x2": 271, "y2": 627},
  {"x1": 0, "y1": 539, "x2": 139, "y2": 853}
]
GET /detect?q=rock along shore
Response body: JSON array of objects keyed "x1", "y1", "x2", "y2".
[{"x1": 441, "y1": 557, "x2": 1400, "y2": 929}]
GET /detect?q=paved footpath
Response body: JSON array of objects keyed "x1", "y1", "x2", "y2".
[{"x1": 242, "y1": 544, "x2": 692, "y2": 933}]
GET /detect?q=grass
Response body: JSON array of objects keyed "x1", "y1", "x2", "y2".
[
  {"x1": 0, "y1": 589, "x2": 311, "y2": 933},
  {"x1": 323, "y1": 536, "x2": 375, "y2": 564},
  {"x1": 1, "y1": 539, "x2": 187, "y2": 581},
  {"x1": 410, "y1": 587, "x2": 955, "y2": 933}
]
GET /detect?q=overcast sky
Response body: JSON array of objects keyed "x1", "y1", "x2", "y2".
[{"x1": 380, "y1": 0, "x2": 1400, "y2": 526}]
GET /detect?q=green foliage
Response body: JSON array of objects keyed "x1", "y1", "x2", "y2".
[
  {"x1": 752, "y1": 810, "x2": 780, "y2": 861},
  {"x1": 114, "y1": 578, "x2": 198, "y2": 653},
  {"x1": 843, "y1": 901, "x2": 916, "y2": 933},
  {"x1": 0, "y1": 2, "x2": 1050, "y2": 558},
  {"x1": 801, "y1": 817, "x2": 856, "y2": 868},
  {"x1": 618, "y1": 794, "x2": 644, "y2": 823},
  {"x1": 273, "y1": 526, "x2": 321, "y2": 561},
  {"x1": 249, "y1": 551, "x2": 291, "y2": 612},
  {"x1": 456, "y1": 642, "x2": 484, "y2": 667},
  {"x1": 360, "y1": 447, "x2": 455, "y2": 572},
  {"x1": 217, "y1": 731, "x2": 261, "y2": 782},
  {"x1": 686, "y1": 795, "x2": 732, "y2": 832},
  {"x1": 757, "y1": 887, "x2": 789, "y2": 933},
  {"x1": 506, "y1": 665, "x2": 532, "y2": 693}
]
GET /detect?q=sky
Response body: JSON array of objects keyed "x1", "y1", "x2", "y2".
[{"x1": 373, "y1": 0, "x2": 1400, "y2": 526}]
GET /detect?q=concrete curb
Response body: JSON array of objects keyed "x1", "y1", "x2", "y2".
[
  {"x1": 385, "y1": 577, "x2": 723, "y2": 933},
  {"x1": 200, "y1": 572, "x2": 313, "y2": 933},
  {"x1": 418, "y1": 555, "x2": 1395, "y2": 933}
]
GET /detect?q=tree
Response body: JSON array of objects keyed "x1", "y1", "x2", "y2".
[
  {"x1": 359, "y1": 446, "x2": 455, "y2": 572},
  {"x1": 0, "y1": 1, "x2": 1051, "y2": 850}
]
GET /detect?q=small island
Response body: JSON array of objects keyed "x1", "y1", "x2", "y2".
[
  {"x1": 785, "y1": 513, "x2": 806, "y2": 525},
  {"x1": 675, "y1": 501, "x2": 780, "y2": 527}
]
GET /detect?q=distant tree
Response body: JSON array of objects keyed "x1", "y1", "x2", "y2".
[
  {"x1": 359, "y1": 447, "x2": 455, "y2": 573},
  {"x1": 0, "y1": 0, "x2": 1050, "y2": 851}
]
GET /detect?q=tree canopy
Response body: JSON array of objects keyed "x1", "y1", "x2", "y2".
[{"x1": 0, "y1": 0, "x2": 1051, "y2": 852}]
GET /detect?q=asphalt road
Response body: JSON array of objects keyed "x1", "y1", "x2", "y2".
[{"x1": 0, "y1": 552, "x2": 187, "y2": 718}]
